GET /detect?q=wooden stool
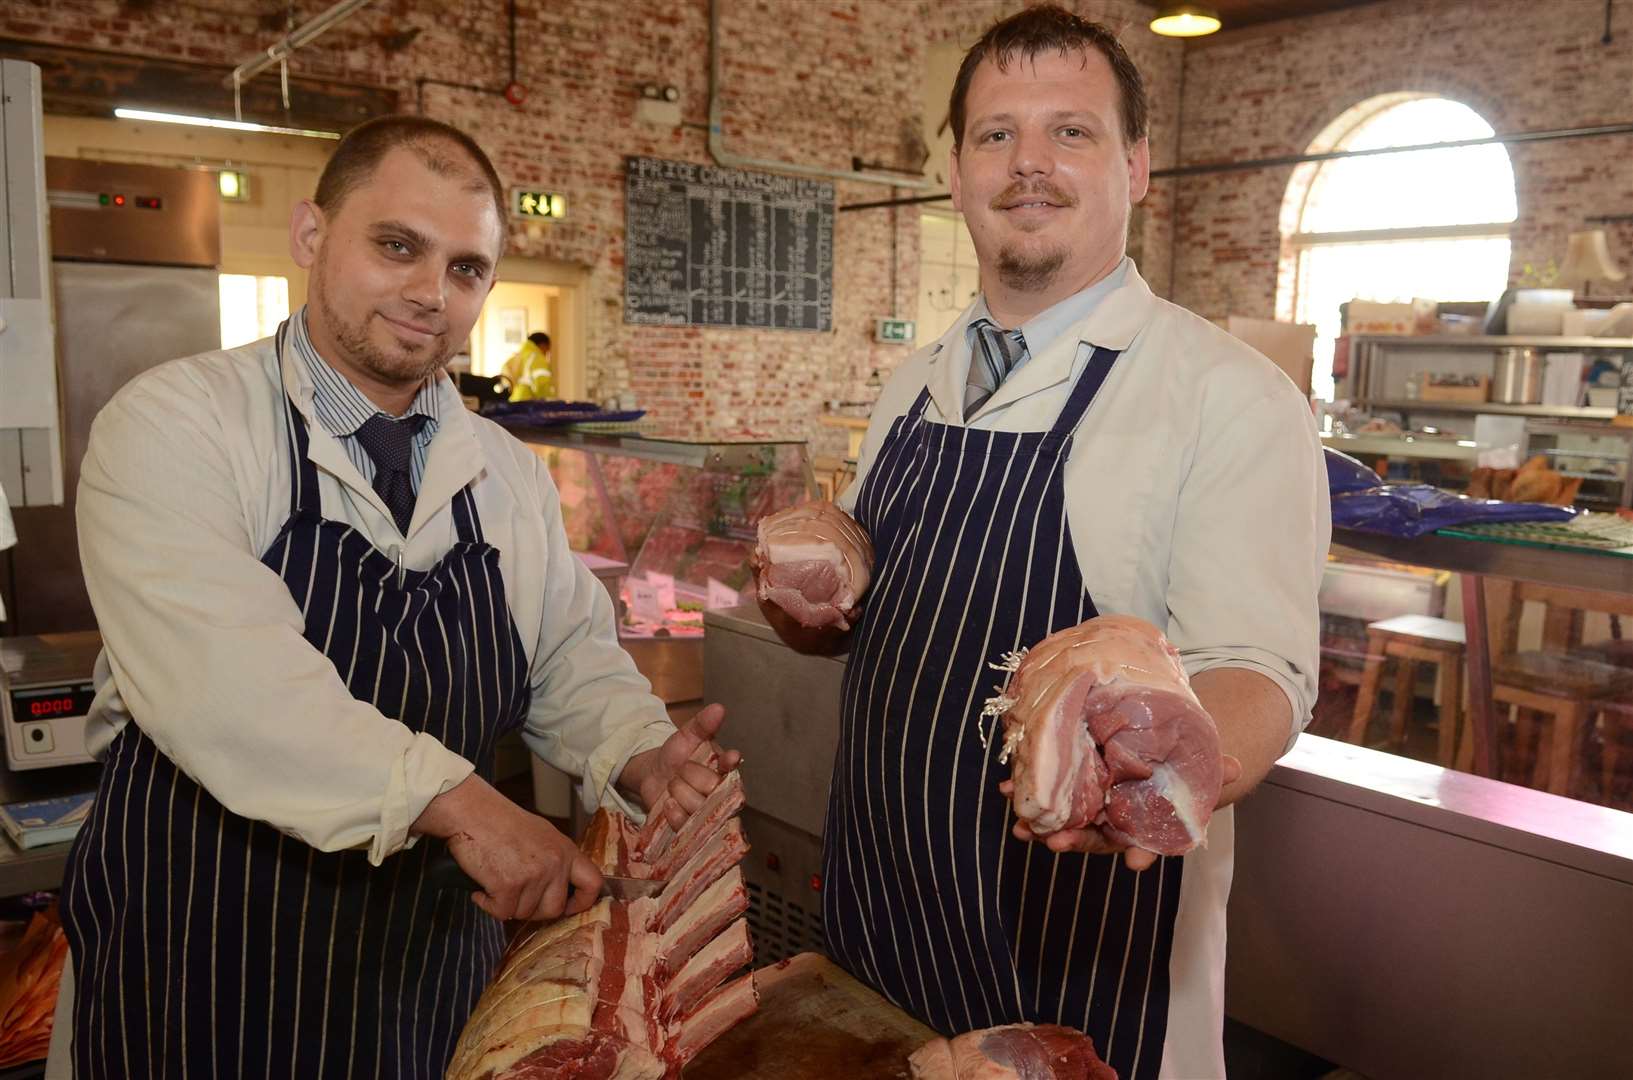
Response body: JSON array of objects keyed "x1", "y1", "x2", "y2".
[
  {"x1": 1347, "y1": 614, "x2": 1467, "y2": 766},
  {"x1": 1491, "y1": 652, "x2": 1633, "y2": 796}
]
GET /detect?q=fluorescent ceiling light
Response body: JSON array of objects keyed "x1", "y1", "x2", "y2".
[
  {"x1": 114, "y1": 108, "x2": 341, "y2": 140},
  {"x1": 1150, "y1": 4, "x2": 1222, "y2": 37}
]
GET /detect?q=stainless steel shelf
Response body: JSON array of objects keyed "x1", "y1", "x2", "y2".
[
  {"x1": 1321, "y1": 432, "x2": 1478, "y2": 461},
  {"x1": 0, "y1": 834, "x2": 71, "y2": 896},
  {"x1": 1355, "y1": 399, "x2": 1616, "y2": 419},
  {"x1": 1351, "y1": 334, "x2": 1633, "y2": 349}
]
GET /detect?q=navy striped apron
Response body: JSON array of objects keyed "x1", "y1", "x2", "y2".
[
  {"x1": 822, "y1": 346, "x2": 1183, "y2": 1080},
  {"x1": 62, "y1": 383, "x2": 530, "y2": 1079}
]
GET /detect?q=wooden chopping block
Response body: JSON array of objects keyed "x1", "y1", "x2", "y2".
[{"x1": 687, "y1": 952, "x2": 938, "y2": 1079}]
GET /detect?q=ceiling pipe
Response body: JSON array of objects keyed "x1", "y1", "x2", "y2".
[
  {"x1": 222, "y1": 0, "x2": 376, "y2": 89},
  {"x1": 708, "y1": 0, "x2": 934, "y2": 189}
]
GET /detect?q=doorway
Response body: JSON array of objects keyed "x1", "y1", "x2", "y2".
[{"x1": 471, "y1": 257, "x2": 589, "y2": 401}]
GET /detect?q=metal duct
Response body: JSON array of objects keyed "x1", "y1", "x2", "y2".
[{"x1": 707, "y1": 0, "x2": 933, "y2": 190}]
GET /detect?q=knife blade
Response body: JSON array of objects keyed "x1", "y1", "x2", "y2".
[{"x1": 424, "y1": 847, "x2": 663, "y2": 902}]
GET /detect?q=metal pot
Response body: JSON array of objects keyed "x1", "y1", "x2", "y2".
[{"x1": 1493, "y1": 346, "x2": 1543, "y2": 404}]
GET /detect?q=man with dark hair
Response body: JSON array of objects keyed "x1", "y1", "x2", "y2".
[
  {"x1": 54, "y1": 115, "x2": 738, "y2": 1077},
  {"x1": 813, "y1": 7, "x2": 1326, "y2": 1077}
]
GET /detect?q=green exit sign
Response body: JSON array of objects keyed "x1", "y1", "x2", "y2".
[
  {"x1": 514, "y1": 190, "x2": 566, "y2": 219},
  {"x1": 875, "y1": 317, "x2": 915, "y2": 344}
]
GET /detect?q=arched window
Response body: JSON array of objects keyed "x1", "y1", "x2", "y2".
[{"x1": 1279, "y1": 94, "x2": 1518, "y2": 400}]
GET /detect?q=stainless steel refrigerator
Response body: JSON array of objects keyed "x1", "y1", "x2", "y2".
[{"x1": 4, "y1": 157, "x2": 221, "y2": 633}]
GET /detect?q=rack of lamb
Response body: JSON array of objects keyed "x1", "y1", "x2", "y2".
[{"x1": 447, "y1": 753, "x2": 757, "y2": 1079}]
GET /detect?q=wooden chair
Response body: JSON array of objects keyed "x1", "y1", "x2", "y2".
[
  {"x1": 1346, "y1": 614, "x2": 1467, "y2": 767},
  {"x1": 1487, "y1": 583, "x2": 1633, "y2": 797}
]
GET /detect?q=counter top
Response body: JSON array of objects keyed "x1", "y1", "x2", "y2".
[{"x1": 1334, "y1": 524, "x2": 1633, "y2": 593}]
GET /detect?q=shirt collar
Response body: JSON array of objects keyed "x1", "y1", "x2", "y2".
[
  {"x1": 290, "y1": 306, "x2": 440, "y2": 444},
  {"x1": 967, "y1": 256, "x2": 1133, "y2": 359}
]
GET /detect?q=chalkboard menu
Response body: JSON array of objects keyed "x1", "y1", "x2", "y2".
[{"x1": 624, "y1": 156, "x2": 834, "y2": 331}]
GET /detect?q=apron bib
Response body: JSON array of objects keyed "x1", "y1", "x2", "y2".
[{"x1": 822, "y1": 345, "x2": 1183, "y2": 1080}]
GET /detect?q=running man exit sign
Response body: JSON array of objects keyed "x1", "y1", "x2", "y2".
[
  {"x1": 514, "y1": 190, "x2": 566, "y2": 219},
  {"x1": 875, "y1": 317, "x2": 915, "y2": 344}
]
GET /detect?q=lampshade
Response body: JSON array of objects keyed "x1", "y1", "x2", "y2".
[
  {"x1": 1556, "y1": 228, "x2": 1625, "y2": 291},
  {"x1": 1150, "y1": 4, "x2": 1221, "y2": 37}
]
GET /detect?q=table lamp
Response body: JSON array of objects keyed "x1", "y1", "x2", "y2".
[{"x1": 1556, "y1": 228, "x2": 1625, "y2": 297}]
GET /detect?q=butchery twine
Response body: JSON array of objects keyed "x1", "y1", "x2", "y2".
[
  {"x1": 447, "y1": 753, "x2": 758, "y2": 1079},
  {"x1": 753, "y1": 500, "x2": 874, "y2": 630},
  {"x1": 910, "y1": 1022, "x2": 1119, "y2": 1080},
  {"x1": 983, "y1": 615, "x2": 1223, "y2": 856}
]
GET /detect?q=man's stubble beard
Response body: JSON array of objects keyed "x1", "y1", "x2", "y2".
[
  {"x1": 311, "y1": 259, "x2": 450, "y2": 387},
  {"x1": 995, "y1": 243, "x2": 1068, "y2": 294}
]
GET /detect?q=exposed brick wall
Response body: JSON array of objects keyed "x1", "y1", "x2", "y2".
[
  {"x1": 1172, "y1": 0, "x2": 1633, "y2": 325},
  {"x1": 2, "y1": 0, "x2": 1180, "y2": 458}
]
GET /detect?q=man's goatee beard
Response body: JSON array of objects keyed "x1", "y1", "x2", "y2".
[{"x1": 996, "y1": 247, "x2": 1067, "y2": 293}]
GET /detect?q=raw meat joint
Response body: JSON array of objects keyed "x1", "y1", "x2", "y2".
[
  {"x1": 984, "y1": 615, "x2": 1223, "y2": 857},
  {"x1": 909, "y1": 1023, "x2": 1119, "y2": 1080},
  {"x1": 754, "y1": 499, "x2": 874, "y2": 630},
  {"x1": 447, "y1": 754, "x2": 758, "y2": 1079}
]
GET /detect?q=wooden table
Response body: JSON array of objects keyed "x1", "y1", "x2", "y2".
[
  {"x1": 688, "y1": 952, "x2": 936, "y2": 1079},
  {"x1": 1334, "y1": 525, "x2": 1633, "y2": 781}
]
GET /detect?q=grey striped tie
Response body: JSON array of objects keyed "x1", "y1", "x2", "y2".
[{"x1": 965, "y1": 319, "x2": 1029, "y2": 420}]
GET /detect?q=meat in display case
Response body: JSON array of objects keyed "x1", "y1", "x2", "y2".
[{"x1": 519, "y1": 427, "x2": 816, "y2": 640}]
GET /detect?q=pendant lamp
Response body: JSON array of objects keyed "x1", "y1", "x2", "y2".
[{"x1": 1150, "y1": 4, "x2": 1222, "y2": 37}]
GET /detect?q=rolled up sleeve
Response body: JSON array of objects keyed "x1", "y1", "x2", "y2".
[
  {"x1": 519, "y1": 456, "x2": 673, "y2": 821},
  {"x1": 79, "y1": 379, "x2": 474, "y2": 865},
  {"x1": 1165, "y1": 386, "x2": 1330, "y2": 751}
]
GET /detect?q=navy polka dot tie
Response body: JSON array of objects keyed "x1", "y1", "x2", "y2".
[{"x1": 354, "y1": 413, "x2": 425, "y2": 535}]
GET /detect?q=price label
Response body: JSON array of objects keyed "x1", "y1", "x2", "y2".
[
  {"x1": 706, "y1": 578, "x2": 741, "y2": 610},
  {"x1": 629, "y1": 580, "x2": 665, "y2": 623},
  {"x1": 645, "y1": 572, "x2": 678, "y2": 611}
]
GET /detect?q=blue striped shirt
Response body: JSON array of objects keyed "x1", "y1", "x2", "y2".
[{"x1": 289, "y1": 306, "x2": 439, "y2": 492}]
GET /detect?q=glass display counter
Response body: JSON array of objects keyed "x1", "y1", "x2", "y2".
[{"x1": 516, "y1": 424, "x2": 816, "y2": 643}]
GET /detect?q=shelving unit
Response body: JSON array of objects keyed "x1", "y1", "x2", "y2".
[{"x1": 1343, "y1": 334, "x2": 1633, "y2": 423}]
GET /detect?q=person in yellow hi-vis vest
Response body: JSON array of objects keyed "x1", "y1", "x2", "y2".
[{"x1": 500, "y1": 331, "x2": 555, "y2": 401}]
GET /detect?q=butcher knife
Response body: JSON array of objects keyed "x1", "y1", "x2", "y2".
[{"x1": 424, "y1": 846, "x2": 663, "y2": 902}]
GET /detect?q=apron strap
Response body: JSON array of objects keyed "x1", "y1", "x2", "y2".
[
  {"x1": 451, "y1": 486, "x2": 483, "y2": 544},
  {"x1": 1045, "y1": 344, "x2": 1121, "y2": 441},
  {"x1": 274, "y1": 321, "x2": 324, "y2": 520}
]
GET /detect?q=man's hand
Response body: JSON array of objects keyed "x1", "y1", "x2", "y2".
[
  {"x1": 620, "y1": 704, "x2": 742, "y2": 829},
  {"x1": 413, "y1": 774, "x2": 603, "y2": 921},
  {"x1": 999, "y1": 753, "x2": 1243, "y2": 871}
]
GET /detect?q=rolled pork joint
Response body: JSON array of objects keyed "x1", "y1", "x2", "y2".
[
  {"x1": 908, "y1": 1023, "x2": 1119, "y2": 1080},
  {"x1": 446, "y1": 767, "x2": 758, "y2": 1080},
  {"x1": 753, "y1": 499, "x2": 874, "y2": 630},
  {"x1": 985, "y1": 614, "x2": 1223, "y2": 857}
]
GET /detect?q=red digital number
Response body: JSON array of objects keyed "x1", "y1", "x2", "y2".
[{"x1": 29, "y1": 698, "x2": 72, "y2": 717}]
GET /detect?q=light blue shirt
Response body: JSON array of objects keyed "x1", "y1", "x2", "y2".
[
  {"x1": 966, "y1": 256, "x2": 1134, "y2": 378},
  {"x1": 288, "y1": 306, "x2": 440, "y2": 491}
]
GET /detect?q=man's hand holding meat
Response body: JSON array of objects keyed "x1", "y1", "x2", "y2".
[{"x1": 415, "y1": 703, "x2": 742, "y2": 921}]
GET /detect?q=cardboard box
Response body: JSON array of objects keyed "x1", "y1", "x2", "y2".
[
  {"x1": 1420, "y1": 376, "x2": 1490, "y2": 403},
  {"x1": 1344, "y1": 301, "x2": 1415, "y2": 336},
  {"x1": 1225, "y1": 315, "x2": 1317, "y2": 395}
]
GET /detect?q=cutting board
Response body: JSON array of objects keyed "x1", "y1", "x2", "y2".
[{"x1": 687, "y1": 952, "x2": 937, "y2": 1078}]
